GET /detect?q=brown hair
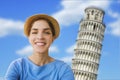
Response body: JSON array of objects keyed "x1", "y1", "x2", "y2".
[
  {"x1": 24, "y1": 14, "x2": 60, "y2": 39},
  {"x1": 28, "y1": 17, "x2": 55, "y2": 36}
]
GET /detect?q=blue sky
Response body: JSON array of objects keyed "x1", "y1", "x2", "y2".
[{"x1": 0, "y1": 0, "x2": 120, "y2": 80}]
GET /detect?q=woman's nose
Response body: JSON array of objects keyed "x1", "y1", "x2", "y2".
[{"x1": 37, "y1": 32, "x2": 44, "y2": 39}]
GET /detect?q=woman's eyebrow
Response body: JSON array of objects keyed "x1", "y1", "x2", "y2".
[
  {"x1": 43, "y1": 28, "x2": 51, "y2": 31},
  {"x1": 31, "y1": 28, "x2": 38, "y2": 31},
  {"x1": 31, "y1": 28, "x2": 51, "y2": 32}
]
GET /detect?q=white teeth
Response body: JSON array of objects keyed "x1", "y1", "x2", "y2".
[{"x1": 36, "y1": 42, "x2": 45, "y2": 46}]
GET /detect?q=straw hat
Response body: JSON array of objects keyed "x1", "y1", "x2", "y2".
[{"x1": 24, "y1": 14, "x2": 60, "y2": 39}]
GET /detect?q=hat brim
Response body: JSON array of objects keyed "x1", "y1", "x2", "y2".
[{"x1": 24, "y1": 14, "x2": 60, "y2": 39}]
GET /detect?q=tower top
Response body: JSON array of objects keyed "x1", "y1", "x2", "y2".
[
  {"x1": 84, "y1": 6, "x2": 105, "y2": 22},
  {"x1": 85, "y1": 6, "x2": 105, "y2": 14}
]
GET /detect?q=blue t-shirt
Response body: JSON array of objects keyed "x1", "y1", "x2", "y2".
[{"x1": 5, "y1": 57, "x2": 74, "y2": 80}]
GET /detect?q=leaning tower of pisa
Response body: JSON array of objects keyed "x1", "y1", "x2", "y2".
[{"x1": 72, "y1": 7, "x2": 105, "y2": 80}]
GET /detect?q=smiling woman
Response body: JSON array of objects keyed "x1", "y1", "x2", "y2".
[{"x1": 4, "y1": 14, "x2": 75, "y2": 80}]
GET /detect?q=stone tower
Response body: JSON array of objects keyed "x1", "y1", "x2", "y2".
[{"x1": 72, "y1": 7, "x2": 105, "y2": 80}]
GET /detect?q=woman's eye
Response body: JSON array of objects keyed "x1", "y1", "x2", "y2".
[
  {"x1": 44, "y1": 31, "x2": 51, "y2": 34},
  {"x1": 31, "y1": 32, "x2": 37, "y2": 34}
]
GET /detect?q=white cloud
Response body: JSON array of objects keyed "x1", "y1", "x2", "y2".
[
  {"x1": 108, "y1": 10, "x2": 120, "y2": 36},
  {"x1": 108, "y1": 19, "x2": 120, "y2": 36},
  {"x1": 0, "y1": 18, "x2": 24, "y2": 37},
  {"x1": 16, "y1": 45, "x2": 33, "y2": 56},
  {"x1": 66, "y1": 44, "x2": 76, "y2": 54},
  {"x1": 49, "y1": 45, "x2": 59, "y2": 53},
  {"x1": 60, "y1": 56, "x2": 73, "y2": 64},
  {"x1": 61, "y1": 44, "x2": 77, "y2": 64},
  {"x1": 52, "y1": 0, "x2": 111, "y2": 27},
  {"x1": 108, "y1": 10, "x2": 120, "y2": 18},
  {"x1": 16, "y1": 45, "x2": 59, "y2": 56}
]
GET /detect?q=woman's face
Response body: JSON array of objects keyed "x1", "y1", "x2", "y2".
[{"x1": 28, "y1": 20, "x2": 54, "y2": 54}]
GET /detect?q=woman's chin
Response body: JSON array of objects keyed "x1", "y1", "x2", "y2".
[{"x1": 34, "y1": 49, "x2": 48, "y2": 54}]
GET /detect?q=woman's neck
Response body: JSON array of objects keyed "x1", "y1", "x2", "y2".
[{"x1": 28, "y1": 52, "x2": 54, "y2": 66}]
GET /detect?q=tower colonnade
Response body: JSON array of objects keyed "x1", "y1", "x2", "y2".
[{"x1": 72, "y1": 7, "x2": 106, "y2": 80}]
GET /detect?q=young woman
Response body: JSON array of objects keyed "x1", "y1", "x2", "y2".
[{"x1": 5, "y1": 14, "x2": 75, "y2": 80}]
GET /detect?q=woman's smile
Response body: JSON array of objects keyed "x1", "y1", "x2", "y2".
[{"x1": 35, "y1": 42, "x2": 46, "y2": 46}]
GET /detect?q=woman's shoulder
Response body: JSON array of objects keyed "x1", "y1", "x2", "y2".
[
  {"x1": 53, "y1": 59, "x2": 71, "y2": 68},
  {"x1": 53, "y1": 60, "x2": 74, "y2": 79},
  {"x1": 54, "y1": 59, "x2": 65, "y2": 65},
  {"x1": 9, "y1": 57, "x2": 26, "y2": 66}
]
